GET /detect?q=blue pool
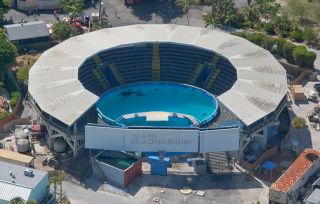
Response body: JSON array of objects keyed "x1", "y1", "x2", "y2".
[{"x1": 97, "y1": 82, "x2": 218, "y2": 127}]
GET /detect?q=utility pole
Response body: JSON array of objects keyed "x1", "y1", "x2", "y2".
[{"x1": 99, "y1": 0, "x2": 104, "y2": 22}]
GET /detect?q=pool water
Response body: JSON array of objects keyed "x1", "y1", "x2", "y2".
[
  {"x1": 97, "y1": 156, "x2": 137, "y2": 170},
  {"x1": 97, "y1": 82, "x2": 218, "y2": 127}
]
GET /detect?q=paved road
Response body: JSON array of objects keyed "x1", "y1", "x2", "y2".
[
  {"x1": 4, "y1": 0, "x2": 249, "y2": 28},
  {"x1": 63, "y1": 181, "x2": 142, "y2": 204}
]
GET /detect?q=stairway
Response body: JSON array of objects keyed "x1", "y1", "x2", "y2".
[
  {"x1": 206, "y1": 152, "x2": 231, "y2": 174},
  {"x1": 92, "y1": 68, "x2": 108, "y2": 90},
  {"x1": 204, "y1": 68, "x2": 221, "y2": 90},
  {"x1": 152, "y1": 43, "x2": 160, "y2": 81},
  {"x1": 188, "y1": 64, "x2": 204, "y2": 84},
  {"x1": 109, "y1": 63, "x2": 125, "y2": 85}
]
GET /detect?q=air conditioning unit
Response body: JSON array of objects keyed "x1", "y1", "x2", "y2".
[{"x1": 24, "y1": 168, "x2": 34, "y2": 177}]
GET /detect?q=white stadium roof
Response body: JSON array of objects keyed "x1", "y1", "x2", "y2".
[{"x1": 28, "y1": 24, "x2": 287, "y2": 127}]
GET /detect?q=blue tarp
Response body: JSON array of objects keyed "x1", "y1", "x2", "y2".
[{"x1": 261, "y1": 161, "x2": 277, "y2": 171}]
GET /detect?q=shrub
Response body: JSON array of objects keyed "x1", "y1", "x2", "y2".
[
  {"x1": 263, "y1": 36, "x2": 277, "y2": 52},
  {"x1": 232, "y1": 32, "x2": 248, "y2": 39},
  {"x1": 282, "y1": 42, "x2": 295, "y2": 63},
  {"x1": 9, "y1": 91, "x2": 20, "y2": 110},
  {"x1": 292, "y1": 46, "x2": 316, "y2": 68},
  {"x1": 302, "y1": 50, "x2": 316, "y2": 68},
  {"x1": 290, "y1": 30, "x2": 304, "y2": 42},
  {"x1": 264, "y1": 22, "x2": 276, "y2": 35},
  {"x1": 246, "y1": 33, "x2": 266, "y2": 47},
  {"x1": 275, "y1": 38, "x2": 287, "y2": 56}
]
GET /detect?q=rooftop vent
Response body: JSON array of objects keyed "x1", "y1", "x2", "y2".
[{"x1": 24, "y1": 168, "x2": 34, "y2": 177}]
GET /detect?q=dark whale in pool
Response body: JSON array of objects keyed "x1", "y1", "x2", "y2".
[{"x1": 119, "y1": 89, "x2": 144, "y2": 97}]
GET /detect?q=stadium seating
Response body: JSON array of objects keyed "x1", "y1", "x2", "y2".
[{"x1": 78, "y1": 42, "x2": 237, "y2": 96}]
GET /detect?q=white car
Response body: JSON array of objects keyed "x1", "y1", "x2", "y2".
[{"x1": 308, "y1": 90, "x2": 318, "y2": 100}]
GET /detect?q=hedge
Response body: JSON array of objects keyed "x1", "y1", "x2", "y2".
[
  {"x1": 232, "y1": 32, "x2": 316, "y2": 69},
  {"x1": 282, "y1": 42, "x2": 295, "y2": 63},
  {"x1": 293, "y1": 46, "x2": 316, "y2": 69},
  {"x1": 9, "y1": 91, "x2": 20, "y2": 110}
]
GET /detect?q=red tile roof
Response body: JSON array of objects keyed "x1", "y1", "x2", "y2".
[{"x1": 271, "y1": 149, "x2": 320, "y2": 193}]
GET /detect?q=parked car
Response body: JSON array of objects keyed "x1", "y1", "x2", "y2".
[
  {"x1": 308, "y1": 90, "x2": 318, "y2": 101},
  {"x1": 314, "y1": 83, "x2": 320, "y2": 92}
]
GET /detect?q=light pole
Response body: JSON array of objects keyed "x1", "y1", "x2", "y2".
[{"x1": 99, "y1": 1, "x2": 104, "y2": 22}]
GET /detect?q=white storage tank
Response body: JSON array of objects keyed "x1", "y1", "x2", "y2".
[
  {"x1": 17, "y1": 139, "x2": 30, "y2": 153},
  {"x1": 53, "y1": 138, "x2": 67, "y2": 153},
  {"x1": 15, "y1": 130, "x2": 28, "y2": 140}
]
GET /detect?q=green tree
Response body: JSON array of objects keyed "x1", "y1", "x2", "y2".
[
  {"x1": 52, "y1": 21, "x2": 72, "y2": 42},
  {"x1": 49, "y1": 170, "x2": 65, "y2": 203},
  {"x1": 203, "y1": 13, "x2": 218, "y2": 29},
  {"x1": 257, "y1": 0, "x2": 280, "y2": 22},
  {"x1": 291, "y1": 116, "x2": 306, "y2": 152},
  {"x1": 0, "y1": 0, "x2": 10, "y2": 23},
  {"x1": 287, "y1": 0, "x2": 309, "y2": 23},
  {"x1": 10, "y1": 197, "x2": 25, "y2": 204},
  {"x1": 0, "y1": 29, "x2": 17, "y2": 78},
  {"x1": 59, "y1": 0, "x2": 83, "y2": 18},
  {"x1": 241, "y1": 0, "x2": 261, "y2": 28},
  {"x1": 175, "y1": 0, "x2": 198, "y2": 26},
  {"x1": 207, "y1": 0, "x2": 236, "y2": 27}
]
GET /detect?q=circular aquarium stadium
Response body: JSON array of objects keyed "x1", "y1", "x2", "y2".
[{"x1": 28, "y1": 24, "x2": 288, "y2": 155}]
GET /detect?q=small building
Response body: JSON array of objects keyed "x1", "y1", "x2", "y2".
[
  {"x1": 4, "y1": 21, "x2": 51, "y2": 50},
  {"x1": 0, "y1": 161, "x2": 48, "y2": 203},
  {"x1": 269, "y1": 149, "x2": 320, "y2": 204},
  {"x1": 292, "y1": 85, "x2": 307, "y2": 101},
  {"x1": 92, "y1": 151, "x2": 142, "y2": 188},
  {"x1": 0, "y1": 149, "x2": 34, "y2": 167}
]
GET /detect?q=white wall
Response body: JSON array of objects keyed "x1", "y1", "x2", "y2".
[
  {"x1": 85, "y1": 126, "x2": 124, "y2": 151},
  {"x1": 199, "y1": 128, "x2": 239, "y2": 153},
  {"x1": 85, "y1": 125, "x2": 240, "y2": 153}
]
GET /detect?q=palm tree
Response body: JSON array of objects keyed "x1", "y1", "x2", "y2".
[
  {"x1": 203, "y1": 13, "x2": 217, "y2": 29},
  {"x1": 49, "y1": 170, "x2": 65, "y2": 203},
  {"x1": 59, "y1": 0, "x2": 83, "y2": 18},
  {"x1": 291, "y1": 116, "x2": 306, "y2": 152},
  {"x1": 175, "y1": 0, "x2": 198, "y2": 26},
  {"x1": 52, "y1": 21, "x2": 72, "y2": 42},
  {"x1": 225, "y1": 11, "x2": 236, "y2": 30},
  {"x1": 10, "y1": 197, "x2": 25, "y2": 204}
]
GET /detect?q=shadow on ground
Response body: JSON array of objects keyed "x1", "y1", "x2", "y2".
[
  {"x1": 127, "y1": 0, "x2": 184, "y2": 23},
  {"x1": 126, "y1": 172, "x2": 264, "y2": 196}
]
